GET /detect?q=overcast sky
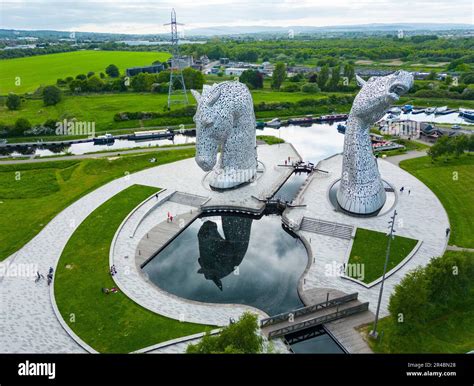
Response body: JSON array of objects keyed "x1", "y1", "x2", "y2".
[{"x1": 1, "y1": 0, "x2": 472, "y2": 34}]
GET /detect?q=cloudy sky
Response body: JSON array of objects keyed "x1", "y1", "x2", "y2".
[{"x1": 1, "y1": 0, "x2": 472, "y2": 34}]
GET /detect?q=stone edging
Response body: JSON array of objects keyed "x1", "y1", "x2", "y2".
[
  {"x1": 131, "y1": 328, "x2": 222, "y2": 353},
  {"x1": 48, "y1": 189, "x2": 163, "y2": 354},
  {"x1": 50, "y1": 261, "x2": 98, "y2": 354},
  {"x1": 341, "y1": 239, "x2": 423, "y2": 289}
]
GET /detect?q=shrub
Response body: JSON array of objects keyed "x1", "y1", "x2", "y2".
[
  {"x1": 301, "y1": 83, "x2": 321, "y2": 93},
  {"x1": 105, "y1": 64, "x2": 120, "y2": 78},
  {"x1": 42, "y1": 85, "x2": 62, "y2": 106},
  {"x1": 6, "y1": 93, "x2": 21, "y2": 110},
  {"x1": 282, "y1": 84, "x2": 300, "y2": 92}
]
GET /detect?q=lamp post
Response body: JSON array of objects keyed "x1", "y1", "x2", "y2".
[{"x1": 369, "y1": 210, "x2": 397, "y2": 339}]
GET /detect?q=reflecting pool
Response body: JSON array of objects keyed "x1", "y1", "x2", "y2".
[{"x1": 142, "y1": 214, "x2": 307, "y2": 316}]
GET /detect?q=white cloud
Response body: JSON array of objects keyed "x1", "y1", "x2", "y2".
[{"x1": 0, "y1": 0, "x2": 471, "y2": 33}]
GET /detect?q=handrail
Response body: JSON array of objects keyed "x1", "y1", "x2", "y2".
[
  {"x1": 260, "y1": 293, "x2": 359, "y2": 328},
  {"x1": 267, "y1": 302, "x2": 369, "y2": 339}
]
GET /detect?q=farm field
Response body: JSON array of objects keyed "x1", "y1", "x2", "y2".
[
  {"x1": 0, "y1": 50, "x2": 171, "y2": 94},
  {"x1": 0, "y1": 90, "x2": 349, "y2": 131}
]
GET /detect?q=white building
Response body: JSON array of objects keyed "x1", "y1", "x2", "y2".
[{"x1": 224, "y1": 67, "x2": 248, "y2": 76}]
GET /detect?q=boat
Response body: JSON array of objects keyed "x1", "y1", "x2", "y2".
[
  {"x1": 129, "y1": 129, "x2": 174, "y2": 141},
  {"x1": 462, "y1": 112, "x2": 474, "y2": 122},
  {"x1": 451, "y1": 125, "x2": 461, "y2": 130},
  {"x1": 337, "y1": 124, "x2": 346, "y2": 134},
  {"x1": 459, "y1": 109, "x2": 474, "y2": 122},
  {"x1": 402, "y1": 104, "x2": 413, "y2": 113},
  {"x1": 386, "y1": 113, "x2": 400, "y2": 121},
  {"x1": 388, "y1": 107, "x2": 401, "y2": 114},
  {"x1": 266, "y1": 118, "x2": 281, "y2": 128},
  {"x1": 434, "y1": 106, "x2": 448, "y2": 115},
  {"x1": 288, "y1": 115, "x2": 313, "y2": 126},
  {"x1": 319, "y1": 114, "x2": 348, "y2": 121},
  {"x1": 256, "y1": 121, "x2": 266, "y2": 129},
  {"x1": 424, "y1": 107, "x2": 436, "y2": 114},
  {"x1": 93, "y1": 133, "x2": 115, "y2": 144},
  {"x1": 411, "y1": 108, "x2": 425, "y2": 114}
]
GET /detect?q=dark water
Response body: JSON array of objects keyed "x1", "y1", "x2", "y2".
[
  {"x1": 143, "y1": 214, "x2": 307, "y2": 316},
  {"x1": 272, "y1": 172, "x2": 308, "y2": 202},
  {"x1": 285, "y1": 325, "x2": 345, "y2": 354}
]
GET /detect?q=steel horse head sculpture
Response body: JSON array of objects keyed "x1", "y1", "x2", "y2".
[
  {"x1": 337, "y1": 70, "x2": 413, "y2": 215},
  {"x1": 191, "y1": 81, "x2": 258, "y2": 190}
]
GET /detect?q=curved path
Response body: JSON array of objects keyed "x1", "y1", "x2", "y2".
[
  {"x1": 0, "y1": 144, "x2": 294, "y2": 353},
  {"x1": 285, "y1": 154, "x2": 450, "y2": 318}
]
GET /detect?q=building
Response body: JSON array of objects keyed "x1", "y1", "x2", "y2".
[
  {"x1": 224, "y1": 68, "x2": 248, "y2": 76},
  {"x1": 125, "y1": 64, "x2": 164, "y2": 77},
  {"x1": 220, "y1": 57, "x2": 230, "y2": 65}
]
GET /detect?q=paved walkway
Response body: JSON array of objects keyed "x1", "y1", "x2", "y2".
[
  {"x1": 0, "y1": 144, "x2": 298, "y2": 352},
  {"x1": 111, "y1": 144, "x2": 300, "y2": 326},
  {"x1": 285, "y1": 154, "x2": 449, "y2": 318},
  {"x1": 446, "y1": 245, "x2": 474, "y2": 252},
  {"x1": 385, "y1": 150, "x2": 427, "y2": 166}
]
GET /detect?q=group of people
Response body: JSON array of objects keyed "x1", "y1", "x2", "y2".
[
  {"x1": 110, "y1": 265, "x2": 117, "y2": 276},
  {"x1": 399, "y1": 186, "x2": 411, "y2": 195},
  {"x1": 35, "y1": 267, "x2": 54, "y2": 286}
]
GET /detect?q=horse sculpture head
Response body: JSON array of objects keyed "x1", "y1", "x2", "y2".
[
  {"x1": 351, "y1": 70, "x2": 413, "y2": 124},
  {"x1": 191, "y1": 84, "x2": 227, "y2": 172}
]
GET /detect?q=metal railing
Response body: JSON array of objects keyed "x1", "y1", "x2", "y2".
[
  {"x1": 267, "y1": 302, "x2": 369, "y2": 339},
  {"x1": 260, "y1": 293, "x2": 359, "y2": 328}
]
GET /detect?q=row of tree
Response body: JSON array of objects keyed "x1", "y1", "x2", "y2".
[{"x1": 428, "y1": 134, "x2": 474, "y2": 160}]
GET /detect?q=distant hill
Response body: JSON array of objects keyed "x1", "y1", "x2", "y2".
[
  {"x1": 185, "y1": 23, "x2": 474, "y2": 36},
  {"x1": 1, "y1": 23, "x2": 472, "y2": 40}
]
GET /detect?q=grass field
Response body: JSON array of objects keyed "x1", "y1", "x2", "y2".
[
  {"x1": 0, "y1": 90, "x2": 349, "y2": 132},
  {"x1": 54, "y1": 184, "x2": 211, "y2": 353},
  {"x1": 363, "y1": 250, "x2": 474, "y2": 353},
  {"x1": 0, "y1": 50, "x2": 171, "y2": 94},
  {"x1": 347, "y1": 228, "x2": 418, "y2": 284},
  {"x1": 0, "y1": 147, "x2": 195, "y2": 261},
  {"x1": 400, "y1": 154, "x2": 474, "y2": 248}
]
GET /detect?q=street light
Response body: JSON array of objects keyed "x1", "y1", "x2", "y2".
[{"x1": 369, "y1": 210, "x2": 397, "y2": 339}]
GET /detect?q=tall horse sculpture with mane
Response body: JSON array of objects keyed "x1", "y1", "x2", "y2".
[
  {"x1": 337, "y1": 70, "x2": 413, "y2": 215},
  {"x1": 191, "y1": 81, "x2": 258, "y2": 190}
]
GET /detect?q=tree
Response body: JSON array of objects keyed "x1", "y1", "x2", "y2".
[
  {"x1": 106, "y1": 64, "x2": 120, "y2": 78},
  {"x1": 14, "y1": 118, "x2": 31, "y2": 134},
  {"x1": 6, "y1": 93, "x2": 21, "y2": 110},
  {"x1": 86, "y1": 76, "x2": 104, "y2": 92},
  {"x1": 43, "y1": 85, "x2": 62, "y2": 106},
  {"x1": 317, "y1": 64, "x2": 330, "y2": 90},
  {"x1": 186, "y1": 313, "x2": 264, "y2": 354},
  {"x1": 328, "y1": 65, "x2": 341, "y2": 91},
  {"x1": 271, "y1": 62, "x2": 286, "y2": 90},
  {"x1": 343, "y1": 63, "x2": 355, "y2": 83},
  {"x1": 182, "y1": 67, "x2": 205, "y2": 90},
  {"x1": 87, "y1": 71, "x2": 95, "y2": 78},
  {"x1": 301, "y1": 83, "x2": 320, "y2": 93},
  {"x1": 131, "y1": 72, "x2": 156, "y2": 92},
  {"x1": 75, "y1": 74, "x2": 87, "y2": 80},
  {"x1": 239, "y1": 69, "x2": 263, "y2": 89}
]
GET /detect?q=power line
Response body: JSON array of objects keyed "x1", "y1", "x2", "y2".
[{"x1": 164, "y1": 8, "x2": 188, "y2": 109}]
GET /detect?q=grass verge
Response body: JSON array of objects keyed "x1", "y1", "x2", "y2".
[
  {"x1": 400, "y1": 154, "x2": 474, "y2": 248},
  {"x1": 54, "y1": 184, "x2": 211, "y2": 353},
  {"x1": 0, "y1": 147, "x2": 195, "y2": 260},
  {"x1": 347, "y1": 228, "x2": 418, "y2": 284}
]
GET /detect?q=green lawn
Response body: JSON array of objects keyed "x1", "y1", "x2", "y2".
[
  {"x1": 400, "y1": 155, "x2": 474, "y2": 248},
  {"x1": 54, "y1": 184, "x2": 211, "y2": 353},
  {"x1": 0, "y1": 147, "x2": 195, "y2": 261},
  {"x1": 256, "y1": 135, "x2": 285, "y2": 145},
  {"x1": 0, "y1": 90, "x2": 349, "y2": 133},
  {"x1": 348, "y1": 228, "x2": 418, "y2": 284},
  {"x1": 0, "y1": 50, "x2": 171, "y2": 94},
  {"x1": 363, "y1": 250, "x2": 474, "y2": 353}
]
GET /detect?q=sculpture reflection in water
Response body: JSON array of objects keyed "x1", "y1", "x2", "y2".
[{"x1": 197, "y1": 216, "x2": 252, "y2": 291}]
